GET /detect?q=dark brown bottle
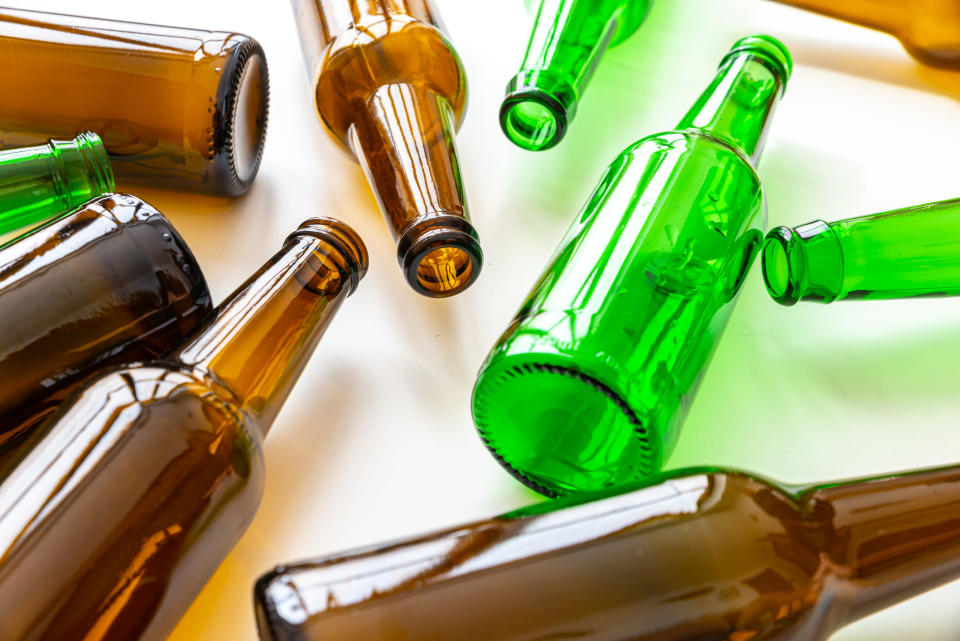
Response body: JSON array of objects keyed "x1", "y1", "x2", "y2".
[
  {"x1": 256, "y1": 465, "x2": 960, "y2": 640},
  {"x1": 0, "y1": 8, "x2": 270, "y2": 196},
  {"x1": 292, "y1": 0, "x2": 481, "y2": 297},
  {"x1": 0, "y1": 193, "x2": 211, "y2": 453},
  {"x1": 0, "y1": 218, "x2": 367, "y2": 641}
]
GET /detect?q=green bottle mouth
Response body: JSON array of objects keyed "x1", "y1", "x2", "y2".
[
  {"x1": 500, "y1": 70, "x2": 576, "y2": 151},
  {"x1": 723, "y1": 35, "x2": 793, "y2": 94},
  {"x1": 473, "y1": 357, "x2": 659, "y2": 497}
]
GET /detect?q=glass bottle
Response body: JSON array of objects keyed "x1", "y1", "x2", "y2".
[
  {"x1": 0, "y1": 218, "x2": 367, "y2": 641},
  {"x1": 0, "y1": 131, "x2": 114, "y2": 236},
  {"x1": 766, "y1": 0, "x2": 960, "y2": 70},
  {"x1": 255, "y1": 463, "x2": 960, "y2": 641},
  {"x1": 291, "y1": 0, "x2": 481, "y2": 297},
  {"x1": 0, "y1": 8, "x2": 270, "y2": 197},
  {"x1": 763, "y1": 197, "x2": 960, "y2": 304},
  {"x1": 0, "y1": 193, "x2": 211, "y2": 454},
  {"x1": 501, "y1": 0, "x2": 652, "y2": 151},
  {"x1": 473, "y1": 36, "x2": 791, "y2": 497}
]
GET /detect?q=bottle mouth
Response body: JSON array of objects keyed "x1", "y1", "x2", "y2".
[
  {"x1": 761, "y1": 226, "x2": 804, "y2": 305},
  {"x1": 216, "y1": 37, "x2": 270, "y2": 197},
  {"x1": 499, "y1": 91, "x2": 568, "y2": 151},
  {"x1": 723, "y1": 35, "x2": 793, "y2": 94},
  {"x1": 72, "y1": 131, "x2": 116, "y2": 195},
  {"x1": 397, "y1": 215, "x2": 482, "y2": 298},
  {"x1": 472, "y1": 359, "x2": 657, "y2": 497},
  {"x1": 290, "y1": 217, "x2": 370, "y2": 296}
]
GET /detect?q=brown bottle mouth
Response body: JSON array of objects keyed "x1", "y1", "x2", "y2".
[
  {"x1": 216, "y1": 37, "x2": 270, "y2": 197},
  {"x1": 397, "y1": 215, "x2": 482, "y2": 298}
]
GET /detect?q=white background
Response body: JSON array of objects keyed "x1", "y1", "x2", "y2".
[{"x1": 17, "y1": 0, "x2": 960, "y2": 639}]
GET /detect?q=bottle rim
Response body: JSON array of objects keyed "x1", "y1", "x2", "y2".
[
  {"x1": 762, "y1": 225, "x2": 805, "y2": 305},
  {"x1": 396, "y1": 214, "x2": 483, "y2": 298},
  {"x1": 723, "y1": 35, "x2": 793, "y2": 94},
  {"x1": 288, "y1": 217, "x2": 369, "y2": 296}
]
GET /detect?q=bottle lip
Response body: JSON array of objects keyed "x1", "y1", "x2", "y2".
[
  {"x1": 723, "y1": 35, "x2": 793, "y2": 94},
  {"x1": 762, "y1": 225, "x2": 805, "y2": 305},
  {"x1": 215, "y1": 36, "x2": 270, "y2": 197},
  {"x1": 396, "y1": 214, "x2": 483, "y2": 298},
  {"x1": 289, "y1": 217, "x2": 369, "y2": 296},
  {"x1": 72, "y1": 131, "x2": 116, "y2": 195},
  {"x1": 500, "y1": 70, "x2": 576, "y2": 151}
]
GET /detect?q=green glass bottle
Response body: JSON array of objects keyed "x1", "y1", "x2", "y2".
[
  {"x1": 473, "y1": 36, "x2": 791, "y2": 497},
  {"x1": 0, "y1": 132, "x2": 113, "y2": 236},
  {"x1": 501, "y1": 0, "x2": 653, "y2": 150},
  {"x1": 255, "y1": 464, "x2": 960, "y2": 641},
  {"x1": 763, "y1": 198, "x2": 960, "y2": 304}
]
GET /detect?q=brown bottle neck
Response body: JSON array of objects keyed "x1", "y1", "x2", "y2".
[
  {"x1": 174, "y1": 222, "x2": 366, "y2": 436},
  {"x1": 810, "y1": 466, "x2": 960, "y2": 622},
  {"x1": 769, "y1": 0, "x2": 908, "y2": 35}
]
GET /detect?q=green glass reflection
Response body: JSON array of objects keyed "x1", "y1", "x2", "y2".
[
  {"x1": 474, "y1": 36, "x2": 792, "y2": 497},
  {"x1": 0, "y1": 132, "x2": 114, "y2": 236},
  {"x1": 764, "y1": 198, "x2": 960, "y2": 304},
  {"x1": 500, "y1": 0, "x2": 652, "y2": 151}
]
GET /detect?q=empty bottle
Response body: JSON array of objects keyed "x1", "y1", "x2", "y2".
[
  {"x1": 0, "y1": 8, "x2": 270, "y2": 196},
  {"x1": 0, "y1": 218, "x2": 367, "y2": 641},
  {"x1": 766, "y1": 0, "x2": 960, "y2": 70},
  {"x1": 0, "y1": 193, "x2": 211, "y2": 453},
  {"x1": 473, "y1": 36, "x2": 791, "y2": 497},
  {"x1": 255, "y1": 463, "x2": 960, "y2": 641},
  {"x1": 291, "y1": 0, "x2": 481, "y2": 297},
  {"x1": 763, "y1": 197, "x2": 960, "y2": 304},
  {"x1": 501, "y1": 0, "x2": 652, "y2": 150}
]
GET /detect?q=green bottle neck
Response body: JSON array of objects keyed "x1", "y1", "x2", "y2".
[
  {"x1": 676, "y1": 36, "x2": 791, "y2": 163},
  {"x1": 806, "y1": 466, "x2": 960, "y2": 623},
  {"x1": 762, "y1": 220, "x2": 844, "y2": 304},
  {"x1": 175, "y1": 219, "x2": 367, "y2": 436},
  {"x1": 500, "y1": 0, "x2": 650, "y2": 151}
]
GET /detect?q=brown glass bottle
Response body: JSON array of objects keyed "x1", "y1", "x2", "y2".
[
  {"x1": 0, "y1": 193, "x2": 211, "y2": 454},
  {"x1": 766, "y1": 0, "x2": 960, "y2": 70},
  {"x1": 292, "y1": 0, "x2": 481, "y2": 297},
  {"x1": 256, "y1": 464, "x2": 960, "y2": 641},
  {"x1": 0, "y1": 8, "x2": 270, "y2": 196},
  {"x1": 0, "y1": 218, "x2": 367, "y2": 641}
]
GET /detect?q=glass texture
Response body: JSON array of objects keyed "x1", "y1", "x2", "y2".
[
  {"x1": 767, "y1": 0, "x2": 960, "y2": 70},
  {"x1": 501, "y1": 0, "x2": 652, "y2": 150},
  {"x1": 0, "y1": 132, "x2": 114, "y2": 236},
  {"x1": 256, "y1": 464, "x2": 960, "y2": 641},
  {"x1": 0, "y1": 193, "x2": 211, "y2": 457},
  {"x1": 0, "y1": 218, "x2": 368, "y2": 641},
  {"x1": 763, "y1": 198, "x2": 960, "y2": 304},
  {"x1": 0, "y1": 8, "x2": 270, "y2": 196},
  {"x1": 291, "y1": 0, "x2": 481, "y2": 297},
  {"x1": 473, "y1": 36, "x2": 792, "y2": 497}
]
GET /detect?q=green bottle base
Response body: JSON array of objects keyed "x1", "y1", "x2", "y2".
[{"x1": 473, "y1": 351, "x2": 663, "y2": 497}]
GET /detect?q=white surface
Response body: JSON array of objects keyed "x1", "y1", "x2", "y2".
[{"x1": 19, "y1": 0, "x2": 960, "y2": 639}]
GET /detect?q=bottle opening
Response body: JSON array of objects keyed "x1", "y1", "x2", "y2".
[
  {"x1": 761, "y1": 228, "x2": 801, "y2": 306},
  {"x1": 231, "y1": 53, "x2": 266, "y2": 185},
  {"x1": 416, "y1": 246, "x2": 476, "y2": 297},
  {"x1": 473, "y1": 362, "x2": 656, "y2": 497},
  {"x1": 501, "y1": 98, "x2": 562, "y2": 151}
]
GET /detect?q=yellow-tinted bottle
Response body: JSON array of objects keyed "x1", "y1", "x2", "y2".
[
  {"x1": 0, "y1": 218, "x2": 367, "y2": 641},
  {"x1": 291, "y1": 0, "x2": 481, "y2": 297}
]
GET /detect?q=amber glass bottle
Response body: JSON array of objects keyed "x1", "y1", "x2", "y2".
[
  {"x1": 0, "y1": 193, "x2": 211, "y2": 455},
  {"x1": 0, "y1": 218, "x2": 367, "y2": 641},
  {"x1": 291, "y1": 0, "x2": 481, "y2": 297},
  {"x1": 256, "y1": 464, "x2": 960, "y2": 641},
  {"x1": 0, "y1": 8, "x2": 270, "y2": 196},
  {"x1": 767, "y1": 0, "x2": 960, "y2": 70}
]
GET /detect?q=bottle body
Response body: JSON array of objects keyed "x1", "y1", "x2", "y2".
[
  {"x1": 292, "y1": 0, "x2": 481, "y2": 297},
  {"x1": 0, "y1": 8, "x2": 270, "y2": 196},
  {"x1": 501, "y1": 0, "x2": 652, "y2": 150},
  {"x1": 0, "y1": 219, "x2": 368, "y2": 641},
  {"x1": 0, "y1": 132, "x2": 114, "y2": 236},
  {"x1": 473, "y1": 37, "x2": 790, "y2": 497},
  {"x1": 255, "y1": 465, "x2": 960, "y2": 641},
  {"x1": 0, "y1": 193, "x2": 211, "y2": 451},
  {"x1": 763, "y1": 198, "x2": 960, "y2": 304},
  {"x1": 767, "y1": 0, "x2": 960, "y2": 70}
]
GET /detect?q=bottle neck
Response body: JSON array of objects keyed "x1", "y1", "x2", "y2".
[
  {"x1": 676, "y1": 38, "x2": 789, "y2": 163},
  {"x1": 809, "y1": 466, "x2": 960, "y2": 622},
  {"x1": 767, "y1": 0, "x2": 907, "y2": 36},
  {"x1": 174, "y1": 219, "x2": 367, "y2": 436},
  {"x1": 348, "y1": 81, "x2": 481, "y2": 297},
  {"x1": 501, "y1": 0, "x2": 629, "y2": 150},
  {"x1": 762, "y1": 221, "x2": 845, "y2": 304}
]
